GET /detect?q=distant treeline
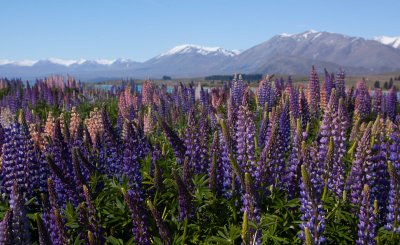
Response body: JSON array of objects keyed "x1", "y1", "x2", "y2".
[{"x1": 205, "y1": 74, "x2": 263, "y2": 81}]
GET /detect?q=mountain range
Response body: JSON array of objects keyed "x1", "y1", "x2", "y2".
[{"x1": 1, "y1": 30, "x2": 400, "y2": 80}]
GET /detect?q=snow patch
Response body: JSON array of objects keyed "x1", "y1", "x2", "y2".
[
  {"x1": 95, "y1": 59, "x2": 116, "y2": 65},
  {"x1": 48, "y1": 58, "x2": 86, "y2": 66},
  {"x1": 157, "y1": 44, "x2": 239, "y2": 58},
  {"x1": 280, "y1": 33, "x2": 293, "y2": 37},
  {"x1": 14, "y1": 60, "x2": 38, "y2": 66},
  {"x1": 374, "y1": 36, "x2": 400, "y2": 48}
]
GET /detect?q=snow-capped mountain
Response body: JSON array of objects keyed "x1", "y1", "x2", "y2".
[
  {"x1": 1, "y1": 30, "x2": 400, "y2": 79},
  {"x1": 0, "y1": 58, "x2": 119, "y2": 67},
  {"x1": 156, "y1": 44, "x2": 240, "y2": 58},
  {"x1": 139, "y1": 44, "x2": 241, "y2": 77},
  {"x1": 222, "y1": 30, "x2": 400, "y2": 74},
  {"x1": 374, "y1": 36, "x2": 400, "y2": 49}
]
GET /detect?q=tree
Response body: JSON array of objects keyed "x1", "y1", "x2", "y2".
[
  {"x1": 388, "y1": 78, "x2": 393, "y2": 89},
  {"x1": 374, "y1": 81, "x2": 380, "y2": 88},
  {"x1": 384, "y1": 81, "x2": 389, "y2": 90},
  {"x1": 162, "y1": 75, "x2": 171, "y2": 80}
]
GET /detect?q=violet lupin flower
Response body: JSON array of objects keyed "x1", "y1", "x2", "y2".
[
  {"x1": 241, "y1": 173, "x2": 261, "y2": 245},
  {"x1": 99, "y1": 128, "x2": 122, "y2": 179},
  {"x1": 9, "y1": 182, "x2": 31, "y2": 244},
  {"x1": 318, "y1": 91, "x2": 336, "y2": 195},
  {"x1": 307, "y1": 66, "x2": 321, "y2": 118},
  {"x1": 299, "y1": 89, "x2": 310, "y2": 130},
  {"x1": 83, "y1": 185, "x2": 104, "y2": 244},
  {"x1": 346, "y1": 123, "x2": 373, "y2": 206},
  {"x1": 123, "y1": 122, "x2": 143, "y2": 190},
  {"x1": 368, "y1": 118, "x2": 390, "y2": 220},
  {"x1": 329, "y1": 99, "x2": 348, "y2": 198},
  {"x1": 257, "y1": 110, "x2": 269, "y2": 149},
  {"x1": 0, "y1": 123, "x2": 4, "y2": 156},
  {"x1": 172, "y1": 170, "x2": 193, "y2": 222},
  {"x1": 161, "y1": 120, "x2": 186, "y2": 165},
  {"x1": 323, "y1": 69, "x2": 334, "y2": 103},
  {"x1": 122, "y1": 188, "x2": 151, "y2": 245},
  {"x1": 285, "y1": 119, "x2": 303, "y2": 198},
  {"x1": 218, "y1": 128, "x2": 235, "y2": 199},
  {"x1": 235, "y1": 94, "x2": 257, "y2": 179},
  {"x1": 36, "y1": 213, "x2": 51, "y2": 245},
  {"x1": 289, "y1": 86, "x2": 300, "y2": 120},
  {"x1": 385, "y1": 128, "x2": 400, "y2": 233},
  {"x1": 147, "y1": 200, "x2": 171, "y2": 244},
  {"x1": 335, "y1": 69, "x2": 346, "y2": 99},
  {"x1": 386, "y1": 86, "x2": 398, "y2": 122},
  {"x1": 278, "y1": 99, "x2": 291, "y2": 152},
  {"x1": 256, "y1": 108, "x2": 279, "y2": 190},
  {"x1": 354, "y1": 79, "x2": 371, "y2": 121},
  {"x1": 0, "y1": 210, "x2": 12, "y2": 245},
  {"x1": 47, "y1": 178, "x2": 68, "y2": 245},
  {"x1": 299, "y1": 163, "x2": 326, "y2": 245},
  {"x1": 231, "y1": 74, "x2": 246, "y2": 106},
  {"x1": 184, "y1": 110, "x2": 204, "y2": 174},
  {"x1": 256, "y1": 78, "x2": 271, "y2": 109},
  {"x1": 373, "y1": 88, "x2": 383, "y2": 116},
  {"x1": 209, "y1": 132, "x2": 219, "y2": 194},
  {"x1": 1, "y1": 121, "x2": 32, "y2": 199},
  {"x1": 356, "y1": 185, "x2": 378, "y2": 245}
]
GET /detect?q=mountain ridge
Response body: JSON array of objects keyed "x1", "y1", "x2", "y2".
[{"x1": 1, "y1": 30, "x2": 400, "y2": 79}]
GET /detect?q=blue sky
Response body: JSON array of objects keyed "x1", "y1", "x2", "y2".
[{"x1": 1, "y1": 0, "x2": 399, "y2": 62}]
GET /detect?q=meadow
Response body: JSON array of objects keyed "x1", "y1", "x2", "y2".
[{"x1": 0, "y1": 66, "x2": 399, "y2": 245}]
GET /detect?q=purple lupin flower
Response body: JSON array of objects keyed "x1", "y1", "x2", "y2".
[
  {"x1": 1, "y1": 121, "x2": 33, "y2": 199},
  {"x1": 307, "y1": 66, "x2": 321, "y2": 118},
  {"x1": 318, "y1": 91, "x2": 336, "y2": 197},
  {"x1": 161, "y1": 120, "x2": 186, "y2": 165},
  {"x1": 257, "y1": 109, "x2": 269, "y2": 149},
  {"x1": 9, "y1": 182, "x2": 31, "y2": 244},
  {"x1": 83, "y1": 185, "x2": 104, "y2": 244},
  {"x1": 123, "y1": 188, "x2": 151, "y2": 245},
  {"x1": 0, "y1": 210, "x2": 12, "y2": 244},
  {"x1": 285, "y1": 119, "x2": 303, "y2": 198},
  {"x1": 184, "y1": 110, "x2": 205, "y2": 174},
  {"x1": 256, "y1": 78, "x2": 272, "y2": 109},
  {"x1": 289, "y1": 86, "x2": 300, "y2": 120},
  {"x1": 123, "y1": 121, "x2": 143, "y2": 188},
  {"x1": 386, "y1": 86, "x2": 398, "y2": 122},
  {"x1": 256, "y1": 108, "x2": 279, "y2": 190},
  {"x1": 278, "y1": 99, "x2": 291, "y2": 152},
  {"x1": 231, "y1": 74, "x2": 246, "y2": 107},
  {"x1": 354, "y1": 79, "x2": 371, "y2": 121},
  {"x1": 368, "y1": 118, "x2": 390, "y2": 221},
  {"x1": 209, "y1": 131, "x2": 219, "y2": 194},
  {"x1": 299, "y1": 163, "x2": 326, "y2": 245},
  {"x1": 235, "y1": 93, "x2": 257, "y2": 179},
  {"x1": 147, "y1": 200, "x2": 171, "y2": 244},
  {"x1": 323, "y1": 69, "x2": 334, "y2": 102},
  {"x1": 36, "y1": 213, "x2": 51, "y2": 245},
  {"x1": 218, "y1": 128, "x2": 235, "y2": 199},
  {"x1": 329, "y1": 99, "x2": 348, "y2": 198},
  {"x1": 173, "y1": 170, "x2": 193, "y2": 222},
  {"x1": 335, "y1": 69, "x2": 346, "y2": 99},
  {"x1": 299, "y1": 88, "x2": 310, "y2": 130},
  {"x1": 99, "y1": 128, "x2": 122, "y2": 178},
  {"x1": 241, "y1": 173, "x2": 261, "y2": 245},
  {"x1": 385, "y1": 129, "x2": 400, "y2": 233},
  {"x1": 347, "y1": 123, "x2": 373, "y2": 206},
  {"x1": 356, "y1": 185, "x2": 378, "y2": 245},
  {"x1": 373, "y1": 88, "x2": 383, "y2": 116},
  {"x1": 47, "y1": 178, "x2": 68, "y2": 245}
]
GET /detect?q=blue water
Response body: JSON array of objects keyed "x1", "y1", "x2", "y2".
[{"x1": 95, "y1": 84, "x2": 174, "y2": 93}]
